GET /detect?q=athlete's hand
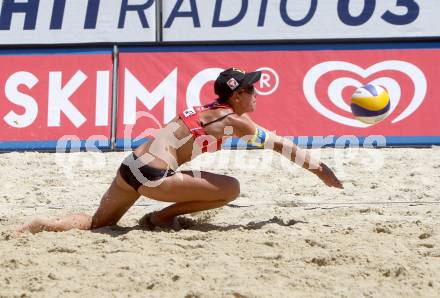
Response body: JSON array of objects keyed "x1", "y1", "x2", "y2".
[{"x1": 314, "y1": 163, "x2": 344, "y2": 189}]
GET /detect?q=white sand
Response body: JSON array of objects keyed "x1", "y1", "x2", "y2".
[{"x1": 1, "y1": 148, "x2": 439, "y2": 297}]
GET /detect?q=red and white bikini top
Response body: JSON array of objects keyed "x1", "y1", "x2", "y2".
[{"x1": 179, "y1": 102, "x2": 234, "y2": 152}]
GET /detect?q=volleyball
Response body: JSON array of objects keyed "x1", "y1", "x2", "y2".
[{"x1": 350, "y1": 84, "x2": 390, "y2": 124}]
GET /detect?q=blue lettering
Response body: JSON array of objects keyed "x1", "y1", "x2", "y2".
[
  {"x1": 212, "y1": 0, "x2": 247, "y2": 27},
  {"x1": 118, "y1": 0, "x2": 154, "y2": 29},
  {"x1": 257, "y1": 0, "x2": 268, "y2": 27},
  {"x1": 335, "y1": 135, "x2": 359, "y2": 149},
  {"x1": 84, "y1": 0, "x2": 100, "y2": 29},
  {"x1": 50, "y1": 0, "x2": 66, "y2": 29},
  {"x1": 363, "y1": 135, "x2": 386, "y2": 148},
  {"x1": 0, "y1": 0, "x2": 40, "y2": 30},
  {"x1": 164, "y1": 0, "x2": 200, "y2": 28},
  {"x1": 381, "y1": 0, "x2": 419, "y2": 25},
  {"x1": 280, "y1": 0, "x2": 317, "y2": 27},
  {"x1": 338, "y1": 0, "x2": 376, "y2": 26}
]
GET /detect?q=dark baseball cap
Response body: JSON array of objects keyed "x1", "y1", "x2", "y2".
[{"x1": 214, "y1": 68, "x2": 261, "y2": 99}]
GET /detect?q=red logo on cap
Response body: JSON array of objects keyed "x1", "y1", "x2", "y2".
[{"x1": 227, "y1": 78, "x2": 239, "y2": 90}]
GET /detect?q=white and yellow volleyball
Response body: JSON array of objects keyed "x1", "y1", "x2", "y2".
[{"x1": 350, "y1": 84, "x2": 390, "y2": 124}]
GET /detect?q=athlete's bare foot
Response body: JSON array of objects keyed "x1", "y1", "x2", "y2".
[
  {"x1": 16, "y1": 218, "x2": 47, "y2": 235},
  {"x1": 138, "y1": 213, "x2": 155, "y2": 230}
]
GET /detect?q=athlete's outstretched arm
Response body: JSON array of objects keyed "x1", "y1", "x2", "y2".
[
  {"x1": 269, "y1": 134, "x2": 343, "y2": 188},
  {"x1": 238, "y1": 114, "x2": 343, "y2": 189}
]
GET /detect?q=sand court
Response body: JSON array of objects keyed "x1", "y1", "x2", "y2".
[{"x1": 1, "y1": 148, "x2": 439, "y2": 297}]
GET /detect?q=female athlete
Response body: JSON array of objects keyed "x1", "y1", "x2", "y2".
[{"x1": 18, "y1": 68, "x2": 343, "y2": 233}]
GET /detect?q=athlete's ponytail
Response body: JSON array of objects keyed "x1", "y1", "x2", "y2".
[{"x1": 216, "y1": 97, "x2": 229, "y2": 104}]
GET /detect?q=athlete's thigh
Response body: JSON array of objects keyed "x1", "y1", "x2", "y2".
[
  {"x1": 138, "y1": 170, "x2": 240, "y2": 203},
  {"x1": 91, "y1": 173, "x2": 140, "y2": 228}
]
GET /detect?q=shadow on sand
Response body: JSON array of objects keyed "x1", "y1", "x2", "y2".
[{"x1": 92, "y1": 216, "x2": 307, "y2": 237}]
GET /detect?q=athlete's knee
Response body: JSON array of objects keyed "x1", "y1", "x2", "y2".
[{"x1": 223, "y1": 176, "x2": 240, "y2": 202}]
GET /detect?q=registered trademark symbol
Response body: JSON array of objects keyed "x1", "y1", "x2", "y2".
[{"x1": 255, "y1": 67, "x2": 279, "y2": 96}]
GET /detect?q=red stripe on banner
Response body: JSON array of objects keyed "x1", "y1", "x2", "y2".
[
  {"x1": 0, "y1": 54, "x2": 113, "y2": 146},
  {"x1": 117, "y1": 49, "x2": 439, "y2": 141}
]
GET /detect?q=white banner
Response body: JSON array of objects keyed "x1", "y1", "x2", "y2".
[
  {"x1": 0, "y1": 0, "x2": 156, "y2": 44},
  {"x1": 162, "y1": 0, "x2": 438, "y2": 41}
]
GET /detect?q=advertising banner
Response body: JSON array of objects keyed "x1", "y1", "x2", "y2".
[
  {"x1": 0, "y1": 52, "x2": 113, "y2": 150},
  {"x1": 162, "y1": 0, "x2": 438, "y2": 42},
  {"x1": 117, "y1": 47, "x2": 440, "y2": 148},
  {"x1": 0, "y1": 0, "x2": 156, "y2": 45}
]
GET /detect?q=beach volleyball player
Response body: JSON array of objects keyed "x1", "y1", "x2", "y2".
[{"x1": 18, "y1": 68, "x2": 343, "y2": 233}]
